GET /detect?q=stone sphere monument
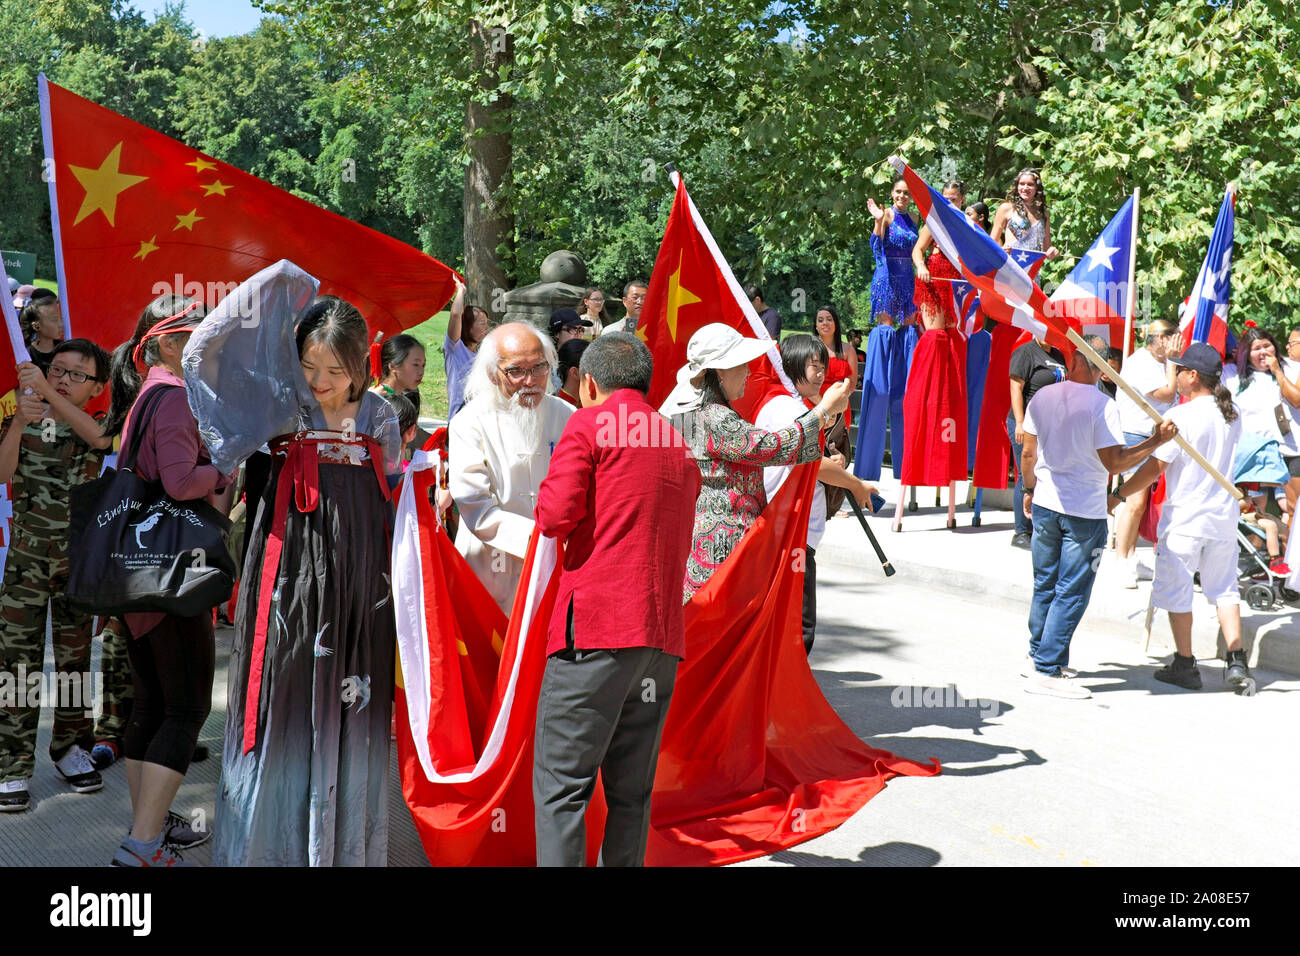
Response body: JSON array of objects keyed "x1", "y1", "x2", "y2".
[{"x1": 503, "y1": 250, "x2": 591, "y2": 329}]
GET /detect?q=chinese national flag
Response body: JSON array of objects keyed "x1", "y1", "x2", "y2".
[
  {"x1": 640, "y1": 174, "x2": 791, "y2": 420},
  {"x1": 39, "y1": 74, "x2": 459, "y2": 361}
]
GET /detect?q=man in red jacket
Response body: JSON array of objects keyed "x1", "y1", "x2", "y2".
[{"x1": 533, "y1": 332, "x2": 701, "y2": 866}]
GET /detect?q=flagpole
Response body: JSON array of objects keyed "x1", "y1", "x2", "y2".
[
  {"x1": 1066, "y1": 325, "x2": 1242, "y2": 500},
  {"x1": 0, "y1": 257, "x2": 32, "y2": 368},
  {"x1": 666, "y1": 167, "x2": 799, "y2": 401},
  {"x1": 38, "y1": 73, "x2": 71, "y2": 339},
  {"x1": 1122, "y1": 187, "x2": 1140, "y2": 360}
]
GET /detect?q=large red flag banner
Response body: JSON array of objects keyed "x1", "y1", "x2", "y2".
[
  {"x1": 394, "y1": 451, "x2": 939, "y2": 866},
  {"x1": 639, "y1": 173, "x2": 792, "y2": 422},
  {"x1": 38, "y1": 74, "x2": 459, "y2": 358}
]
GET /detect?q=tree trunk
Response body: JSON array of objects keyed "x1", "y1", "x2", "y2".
[{"x1": 464, "y1": 20, "x2": 514, "y2": 319}]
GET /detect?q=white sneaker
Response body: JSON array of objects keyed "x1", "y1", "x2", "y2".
[
  {"x1": 0, "y1": 778, "x2": 31, "y2": 812},
  {"x1": 1024, "y1": 671, "x2": 1092, "y2": 699},
  {"x1": 1022, "y1": 655, "x2": 1078, "y2": 679},
  {"x1": 1135, "y1": 559, "x2": 1153, "y2": 582},
  {"x1": 1122, "y1": 555, "x2": 1139, "y2": 589},
  {"x1": 54, "y1": 745, "x2": 104, "y2": 793}
]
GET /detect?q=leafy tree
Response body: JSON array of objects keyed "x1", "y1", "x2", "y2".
[{"x1": 1011, "y1": 0, "x2": 1300, "y2": 326}]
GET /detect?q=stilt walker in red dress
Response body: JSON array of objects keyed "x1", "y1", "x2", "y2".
[{"x1": 894, "y1": 180, "x2": 970, "y2": 531}]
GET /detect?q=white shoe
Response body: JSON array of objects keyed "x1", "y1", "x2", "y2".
[
  {"x1": 54, "y1": 745, "x2": 104, "y2": 793},
  {"x1": 0, "y1": 778, "x2": 31, "y2": 812},
  {"x1": 1135, "y1": 559, "x2": 1153, "y2": 582},
  {"x1": 1122, "y1": 556, "x2": 1139, "y2": 589},
  {"x1": 1024, "y1": 671, "x2": 1091, "y2": 699},
  {"x1": 1022, "y1": 654, "x2": 1078, "y2": 679}
]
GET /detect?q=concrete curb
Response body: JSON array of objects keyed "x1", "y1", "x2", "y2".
[{"x1": 812, "y1": 487, "x2": 1300, "y2": 677}]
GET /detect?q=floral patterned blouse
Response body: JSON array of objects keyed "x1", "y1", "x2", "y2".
[{"x1": 678, "y1": 401, "x2": 822, "y2": 603}]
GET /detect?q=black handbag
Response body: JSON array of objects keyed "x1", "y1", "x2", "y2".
[{"x1": 67, "y1": 385, "x2": 235, "y2": 616}]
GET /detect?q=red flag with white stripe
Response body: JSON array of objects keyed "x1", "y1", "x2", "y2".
[{"x1": 639, "y1": 173, "x2": 796, "y2": 421}]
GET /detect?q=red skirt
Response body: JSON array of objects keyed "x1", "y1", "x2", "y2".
[
  {"x1": 913, "y1": 249, "x2": 961, "y2": 325},
  {"x1": 901, "y1": 328, "x2": 968, "y2": 486}
]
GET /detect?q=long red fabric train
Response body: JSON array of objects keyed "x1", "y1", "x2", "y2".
[{"x1": 394, "y1": 452, "x2": 940, "y2": 866}]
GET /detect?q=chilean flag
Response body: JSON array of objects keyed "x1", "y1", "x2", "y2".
[
  {"x1": 894, "y1": 158, "x2": 1071, "y2": 355},
  {"x1": 1179, "y1": 185, "x2": 1237, "y2": 359},
  {"x1": 1049, "y1": 194, "x2": 1137, "y2": 351}
]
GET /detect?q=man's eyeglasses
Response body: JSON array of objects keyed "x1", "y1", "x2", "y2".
[
  {"x1": 48, "y1": 364, "x2": 96, "y2": 385},
  {"x1": 499, "y1": 362, "x2": 550, "y2": 384}
]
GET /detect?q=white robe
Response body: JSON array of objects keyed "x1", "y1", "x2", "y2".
[{"x1": 448, "y1": 392, "x2": 574, "y2": 613}]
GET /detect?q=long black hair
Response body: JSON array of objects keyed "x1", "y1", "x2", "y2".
[
  {"x1": 816, "y1": 304, "x2": 843, "y2": 358},
  {"x1": 104, "y1": 294, "x2": 207, "y2": 438},
  {"x1": 1008, "y1": 167, "x2": 1049, "y2": 220},
  {"x1": 1233, "y1": 326, "x2": 1282, "y2": 392},
  {"x1": 1201, "y1": 371, "x2": 1239, "y2": 424},
  {"x1": 295, "y1": 296, "x2": 370, "y2": 402},
  {"x1": 379, "y1": 333, "x2": 424, "y2": 380}
]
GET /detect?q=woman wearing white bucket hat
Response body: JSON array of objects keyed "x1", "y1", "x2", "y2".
[{"x1": 661, "y1": 323, "x2": 853, "y2": 602}]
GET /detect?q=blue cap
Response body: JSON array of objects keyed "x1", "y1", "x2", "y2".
[{"x1": 1168, "y1": 341, "x2": 1223, "y2": 377}]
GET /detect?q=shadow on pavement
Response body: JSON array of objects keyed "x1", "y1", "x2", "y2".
[
  {"x1": 1081, "y1": 660, "x2": 1297, "y2": 697},
  {"x1": 767, "y1": 840, "x2": 942, "y2": 867}
]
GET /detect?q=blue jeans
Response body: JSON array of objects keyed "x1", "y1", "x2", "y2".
[
  {"x1": 1027, "y1": 504, "x2": 1108, "y2": 674},
  {"x1": 1007, "y1": 413, "x2": 1030, "y2": 534}
]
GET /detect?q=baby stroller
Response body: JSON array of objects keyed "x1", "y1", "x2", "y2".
[{"x1": 1237, "y1": 518, "x2": 1293, "y2": 610}]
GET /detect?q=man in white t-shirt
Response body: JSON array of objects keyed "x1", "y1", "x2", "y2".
[
  {"x1": 599, "y1": 279, "x2": 649, "y2": 336},
  {"x1": 1115, "y1": 342, "x2": 1247, "y2": 690},
  {"x1": 756, "y1": 335, "x2": 875, "y2": 655},
  {"x1": 1020, "y1": 336, "x2": 1177, "y2": 698},
  {"x1": 1113, "y1": 320, "x2": 1180, "y2": 587}
]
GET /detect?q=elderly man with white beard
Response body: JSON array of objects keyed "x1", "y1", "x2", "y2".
[{"x1": 449, "y1": 322, "x2": 575, "y2": 612}]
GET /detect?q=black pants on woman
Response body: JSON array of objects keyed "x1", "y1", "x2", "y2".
[{"x1": 123, "y1": 614, "x2": 214, "y2": 774}]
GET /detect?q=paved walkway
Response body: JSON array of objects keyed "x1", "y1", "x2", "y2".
[
  {"x1": 821, "y1": 473, "x2": 1300, "y2": 674},
  {"x1": 3, "y1": 476, "x2": 1293, "y2": 867}
]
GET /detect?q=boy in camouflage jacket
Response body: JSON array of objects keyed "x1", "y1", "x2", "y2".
[{"x1": 0, "y1": 340, "x2": 112, "y2": 812}]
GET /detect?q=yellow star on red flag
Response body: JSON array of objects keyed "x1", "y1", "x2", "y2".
[
  {"x1": 665, "y1": 251, "x2": 702, "y2": 341},
  {"x1": 174, "y1": 209, "x2": 204, "y2": 231},
  {"x1": 68, "y1": 142, "x2": 147, "y2": 226},
  {"x1": 201, "y1": 180, "x2": 231, "y2": 197},
  {"x1": 186, "y1": 157, "x2": 217, "y2": 173},
  {"x1": 132, "y1": 236, "x2": 159, "y2": 261}
]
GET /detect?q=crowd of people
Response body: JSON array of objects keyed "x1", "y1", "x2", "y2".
[{"x1": 0, "y1": 162, "x2": 1275, "y2": 865}]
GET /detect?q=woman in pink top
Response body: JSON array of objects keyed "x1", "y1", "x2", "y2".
[{"x1": 104, "y1": 295, "x2": 228, "y2": 868}]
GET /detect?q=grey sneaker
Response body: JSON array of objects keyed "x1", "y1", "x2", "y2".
[
  {"x1": 0, "y1": 779, "x2": 30, "y2": 812},
  {"x1": 163, "y1": 809, "x2": 211, "y2": 849},
  {"x1": 1025, "y1": 671, "x2": 1092, "y2": 699},
  {"x1": 1022, "y1": 655, "x2": 1078, "y2": 679},
  {"x1": 111, "y1": 838, "x2": 194, "y2": 868},
  {"x1": 54, "y1": 745, "x2": 103, "y2": 793}
]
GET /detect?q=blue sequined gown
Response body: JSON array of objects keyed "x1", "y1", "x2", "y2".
[{"x1": 870, "y1": 210, "x2": 919, "y2": 322}]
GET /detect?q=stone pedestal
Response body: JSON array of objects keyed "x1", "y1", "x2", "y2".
[{"x1": 504, "y1": 250, "x2": 590, "y2": 328}]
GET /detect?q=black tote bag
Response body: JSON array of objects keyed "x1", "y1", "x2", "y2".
[{"x1": 67, "y1": 385, "x2": 234, "y2": 616}]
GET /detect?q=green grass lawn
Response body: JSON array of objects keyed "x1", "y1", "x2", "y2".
[{"x1": 404, "y1": 310, "x2": 452, "y2": 422}]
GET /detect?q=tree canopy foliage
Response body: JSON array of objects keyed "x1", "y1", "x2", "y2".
[{"x1": 2, "y1": 0, "x2": 1296, "y2": 333}]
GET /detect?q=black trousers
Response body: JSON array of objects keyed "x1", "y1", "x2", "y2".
[
  {"x1": 802, "y1": 546, "x2": 817, "y2": 655},
  {"x1": 533, "y1": 644, "x2": 678, "y2": 867},
  {"x1": 123, "y1": 614, "x2": 214, "y2": 774}
]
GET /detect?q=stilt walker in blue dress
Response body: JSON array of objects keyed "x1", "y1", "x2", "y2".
[
  {"x1": 853, "y1": 178, "x2": 919, "y2": 483},
  {"x1": 854, "y1": 320, "x2": 899, "y2": 481}
]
